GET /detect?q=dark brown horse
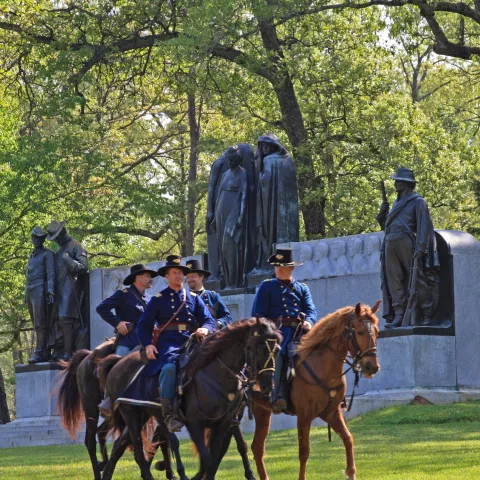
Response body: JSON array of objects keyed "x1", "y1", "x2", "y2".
[
  {"x1": 249, "y1": 301, "x2": 381, "y2": 480},
  {"x1": 101, "y1": 317, "x2": 282, "y2": 480},
  {"x1": 57, "y1": 340, "x2": 114, "y2": 480},
  {"x1": 57, "y1": 341, "x2": 183, "y2": 480}
]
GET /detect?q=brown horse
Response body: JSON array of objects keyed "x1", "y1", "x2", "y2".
[{"x1": 249, "y1": 301, "x2": 381, "y2": 480}]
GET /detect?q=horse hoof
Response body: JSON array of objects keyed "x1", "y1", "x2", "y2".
[{"x1": 154, "y1": 460, "x2": 166, "y2": 471}]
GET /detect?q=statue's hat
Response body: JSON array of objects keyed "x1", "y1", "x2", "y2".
[
  {"x1": 268, "y1": 247, "x2": 303, "y2": 267},
  {"x1": 31, "y1": 226, "x2": 47, "y2": 237},
  {"x1": 391, "y1": 167, "x2": 416, "y2": 183},
  {"x1": 46, "y1": 220, "x2": 66, "y2": 241},
  {"x1": 123, "y1": 264, "x2": 159, "y2": 286},
  {"x1": 158, "y1": 255, "x2": 191, "y2": 277},
  {"x1": 184, "y1": 259, "x2": 211, "y2": 278}
]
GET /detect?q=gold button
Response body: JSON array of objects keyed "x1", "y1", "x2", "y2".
[
  {"x1": 171, "y1": 306, "x2": 175, "y2": 309},
  {"x1": 284, "y1": 304, "x2": 287, "y2": 307},
  {"x1": 282, "y1": 298, "x2": 285, "y2": 300},
  {"x1": 176, "y1": 318, "x2": 179, "y2": 321},
  {"x1": 171, "y1": 299, "x2": 174, "y2": 302}
]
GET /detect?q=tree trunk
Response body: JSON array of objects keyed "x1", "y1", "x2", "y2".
[
  {"x1": 258, "y1": 15, "x2": 326, "y2": 237},
  {"x1": 186, "y1": 91, "x2": 199, "y2": 256},
  {"x1": 0, "y1": 367, "x2": 10, "y2": 424}
]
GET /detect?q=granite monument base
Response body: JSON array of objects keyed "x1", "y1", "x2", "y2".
[{"x1": 0, "y1": 363, "x2": 85, "y2": 448}]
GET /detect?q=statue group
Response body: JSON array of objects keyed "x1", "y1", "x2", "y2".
[
  {"x1": 25, "y1": 220, "x2": 88, "y2": 363},
  {"x1": 206, "y1": 134, "x2": 300, "y2": 289}
]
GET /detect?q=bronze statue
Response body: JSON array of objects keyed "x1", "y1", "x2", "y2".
[
  {"x1": 26, "y1": 227, "x2": 55, "y2": 364},
  {"x1": 212, "y1": 146, "x2": 248, "y2": 289},
  {"x1": 206, "y1": 143, "x2": 255, "y2": 281},
  {"x1": 254, "y1": 134, "x2": 299, "y2": 272},
  {"x1": 377, "y1": 168, "x2": 439, "y2": 328},
  {"x1": 46, "y1": 220, "x2": 88, "y2": 361}
]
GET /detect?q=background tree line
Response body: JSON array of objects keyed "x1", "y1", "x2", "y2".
[{"x1": 1, "y1": 0, "x2": 480, "y2": 421}]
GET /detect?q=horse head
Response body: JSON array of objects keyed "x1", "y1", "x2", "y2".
[
  {"x1": 347, "y1": 300, "x2": 381, "y2": 378},
  {"x1": 246, "y1": 316, "x2": 283, "y2": 395}
]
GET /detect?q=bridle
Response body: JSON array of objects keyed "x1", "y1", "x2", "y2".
[
  {"x1": 343, "y1": 312, "x2": 378, "y2": 375},
  {"x1": 245, "y1": 332, "x2": 279, "y2": 384}
]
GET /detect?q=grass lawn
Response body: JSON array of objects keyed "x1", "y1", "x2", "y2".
[{"x1": 1, "y1": 403, "x2": 480, "y2": 479}]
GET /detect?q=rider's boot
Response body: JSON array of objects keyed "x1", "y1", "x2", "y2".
[
  {"x1": 160, "y1": 398, "x2": 184, "y2": 432},
  {"x1": 272, "y1": 354, "x2": 287, "y2": 412}
]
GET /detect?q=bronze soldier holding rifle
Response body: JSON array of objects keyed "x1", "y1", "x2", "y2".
[{"x1": 377, "y1": 168, "x2": 439, "y2": 328}]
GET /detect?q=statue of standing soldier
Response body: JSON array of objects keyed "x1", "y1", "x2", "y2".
[
  {"x1": 377, "y1": 168, "x2": 439, "y2": 328},
  {"x1": 46, "y1": 220, "x2": 89, "y2": 361},
  {"x1": 26, "y1": 227, "x2": 55, "y2": 364}
]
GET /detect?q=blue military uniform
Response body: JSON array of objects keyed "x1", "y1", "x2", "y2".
[
  {"x1": 96, "y1": 285, "x2": 151, "y2": 351},
  {"x1": 252, "y1": 278, "x2": 317, "y2": 355},
  {"x1": 137, "y1": 287, "x2": 216, "y2": 376},
  {"x1": 196, "y1": 288, "x2": 232, "y2": 328},
  {"x1": 251, "y1": 247, "x2": 318, "y2": 411}
]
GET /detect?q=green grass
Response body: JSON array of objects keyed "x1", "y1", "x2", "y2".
[{"x1": 2, "y1": 403, "x2": 480, "y2": 479}]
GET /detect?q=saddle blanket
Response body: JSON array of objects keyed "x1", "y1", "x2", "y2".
[{"x1": 115, "y1": 365, "x2": 161, "y2": 408}]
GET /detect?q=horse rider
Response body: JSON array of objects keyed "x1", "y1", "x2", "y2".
[
  {"x1": 252, "y1": 247, "x2": 317, "y2": 412},
  {"x1": 137, "y1": 255, "x2": 217, "y2": 432},
  {"x1": 96, "y1": 264, "x2": 158, "y2": 356},
  {"x1": 185, "y1": 258, "x2": 233, "y2": 329}
]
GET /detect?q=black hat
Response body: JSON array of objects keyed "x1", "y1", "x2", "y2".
[
  {"x1": 123, "y1": 264, "x2": 159, "y2": 286},
  {"x1": 268, "y1": 248, "x2": 303, "y2": 267},
  {"x1": 46, "y1": 220, "x2": 66, "y2": 241},
  {"x1": 391, "y1": 167, "x2": 416, "y2": 183},
  {"x1": 31, "y1": 226, "x2": 47, "y2": 237},
  {"x1": 185, "y1": 259, "x2": 211, "y2": 278},
  {"x1": 158, "y1": 255, "x2": 191, "y2": 277}
]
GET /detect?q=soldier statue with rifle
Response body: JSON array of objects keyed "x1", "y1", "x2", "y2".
[{"x1": 377, "y1": 168, "x2": 439, "y2": 328}]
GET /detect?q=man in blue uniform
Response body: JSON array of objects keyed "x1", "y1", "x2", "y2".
[
  {"x1": 137, "y1": 255, "x2": 216, "y2": 432},
  {"x1": 96, "y1": 264, "x2": 158, "y2": 356},
  {"x1": 252, "y1": 247, "x2": 317, "y2": 412},
  {"x1": 185, "y1": 259, "x2": 233, "y2": 328}
]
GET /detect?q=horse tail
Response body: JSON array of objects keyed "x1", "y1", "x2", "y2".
[
  {"x1": 57, "y1": 349, "x2": 91, "y2": 439},
  {"x1": 96, "y1": 353, "x2": 122, "y2": 392},
  {"x1": 142, "y1": 417, "x2": 161, "y2": 458}
]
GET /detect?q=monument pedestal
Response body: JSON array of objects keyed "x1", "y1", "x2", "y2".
[{"x1": 0, "y1": 363, "x2": 84, "y2": 448}]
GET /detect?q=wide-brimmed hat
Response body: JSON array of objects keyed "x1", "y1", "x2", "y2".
[
  {"x1": 185, "y1": 259, "x2": 211, "y2": 278},
  {"x1": 123, "y1": 264, "x2": 159, "y2": 286},
  {"x1": 31, "y1": 226, "x2": 47, "y2": 237},
  {"x1": 158, "y1": 255, "x2": 191, "y2": 277},
  {"x1": 46, "y1": 220, "x2": 66, "y2": 241},
  {"x1": 268, "y1": 248, "x2": 303, "y2": 267},
  {"x1": 391, "y1": 167, "x2": 416, "y2": 183}
]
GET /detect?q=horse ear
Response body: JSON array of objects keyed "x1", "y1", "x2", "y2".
[
  {"x1": 355, "y1": 302, "x2": 362, "y2": 316},
  {"x1": 255, "y1": 314, "x2": 261, "y2": 325},
  {"x1": 371, "y1": 299, "x2": 382, "y2": 313},
  {"x1": 275, "y1": 317, "x2": 282, "y2": 330}
]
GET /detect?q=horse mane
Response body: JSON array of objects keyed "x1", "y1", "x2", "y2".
[
  {"x1": 297, "y1": 304, "x2": 379, "y2": 362},
  {"x1": 188, "y1": 317, "x2": 281, "y2": 375}
]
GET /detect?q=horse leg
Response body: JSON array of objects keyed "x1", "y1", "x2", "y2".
[
  {"x1": 84, "y1": 417, "x2": 102, "y2": 480},
  {"x1": 97, "y1": 419, "x2": 110, "y2": 471},
  {"x1": 122, "y1": 407, "x2": 155, "y2": 480},
  {"x1": 149, "y1": 426, "x2": 177, "y2": 480},
  {"x1": 205, "y1": 426, "x2": 229, "y2": 480},
  {"x1": 251, "y1": 404, "x2": 272, "y2": 480},
  {"x1": 233, "y1": 425, "x2": 256, "y2": 480},
  {"x1": 297, "y1": 416, "x2": 312, "y2": 480},
  {"x1": 188, "y1": 424, "x2": 212, "y2": 480},
  {"x1": 168, "y1": 432, "x2": 189, "y2": 480},
  {"x1": 101, "y1": 427, "x2": 131, "y2": 480},
  {"x1": 326, "y1": 406, "x2": 356, "y2": 480}
]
